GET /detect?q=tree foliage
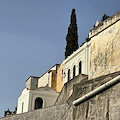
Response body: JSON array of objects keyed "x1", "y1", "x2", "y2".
[
  {"x1": 65, "y1": 9, "x2": 78, "y2": 59},
  {"x1": 101, "y1": 14, "x2": 110, "y2": 22}
]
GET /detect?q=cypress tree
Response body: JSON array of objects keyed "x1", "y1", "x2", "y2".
[{"x1": 65, "y1": 9, "x2": 78, "y2": 59}]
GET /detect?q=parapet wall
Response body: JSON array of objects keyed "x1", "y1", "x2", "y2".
[
  {"x1": 0, "y1": 104, "x2": 69, "y2": 120},
  {"x1": 62, "y1": 71, "x2": 120, "y2": 120},
  {"x1": 1, "y1": 72, "x2": 120, "y2": 120},
  {"x1": 89, "y1": 10, "x2": 120, "y2": 79},
  {"x1": 55, "y1": 74, "x2": 88, "y2": 105},
  {"x1": 89, "y1": 10, "x2": 120, "y2": 39}
]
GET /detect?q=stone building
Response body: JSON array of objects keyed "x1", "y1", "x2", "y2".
[
  {"x1": 38, "y1": 64, "x2": 60, "y2": 90},
  {"x1": 17, "y1": 85, "x2": 58, "y2": 114},
  {"x1": 60, "y1": 10, "x2": 120, "y2": 83},
  {"x1": 17, "y1": 10, "x2": 120, "y2": 115},
  {"x1": 17, "y1": 64, "x2": 60, "y2": 114},
  {"x1": 61, "y1": 40, "x2": 91, "y2": 85},
  {"x1": 89, "y1": 10, "x2": 120, "y2": 79},
  {"x1": 2, "y1": 10, "x2": 120, "y2": 120}
]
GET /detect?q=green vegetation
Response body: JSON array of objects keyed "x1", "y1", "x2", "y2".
[
  {"x1": 65, "y1": 9, "x2": 79, "y2": 59},
  {"x1": 101, "y1": 14, "x2": 110, "y2": 22}
]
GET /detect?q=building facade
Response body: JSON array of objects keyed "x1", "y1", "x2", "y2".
[
  {"x1": 62, "y1": 41, "x2": 91, "y2": 85},
  {"x1": 89, "y1": 10, "x2": 120, "y2": 79},
  {"x1": 17, "y1": 76, "x2": 59, "y2": 114},
  {"x1": 17, "y1": 10, "x2": 120, "y2": 115}
]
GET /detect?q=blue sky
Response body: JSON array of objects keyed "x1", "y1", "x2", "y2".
[{"x1": 0, "y1": 0, "x2": 120, "y2": 118}]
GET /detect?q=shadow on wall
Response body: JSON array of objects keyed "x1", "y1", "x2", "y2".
[{"x1": 55, "y1": 74, "x2": 88, "y2": 105}]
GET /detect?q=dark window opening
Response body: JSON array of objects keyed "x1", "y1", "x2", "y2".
[
  {"x1": 21, "y1": 102, "x2": 24, "y2": 113},
  {"x1": 68, "y1": 69, "x2": 70, "y2": 81},
  {"x1": 62, "y1": 69, "x2": 63, "y2": 80},
  {"x1": 73, "y1": 65, "x2": 76, "y2": 78},
  {"x1": 34, "y1": 97, "x2": 43, "y2": 110},
  {"x1": 79, "y1": 61, "x2": 82, "y2": 74}
]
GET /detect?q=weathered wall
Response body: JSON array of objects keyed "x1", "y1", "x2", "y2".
[
  {"x1": 38, "y1": 64, "x2": 59, "y2": 88},
  {"x1": 0, "y1": 104, "x2": 69, "y2": 120},
  {"x1": 2, "y1": 71, "x2": 120, "y2": 120},
  {"x1": 56, "y1": 64, "x2": 63, "y2": 92},
  {"x1": 55, "y1": 74, "x2": 88, "y2": 105},
  {"x1": 89, "y1": 10, "x2": 120, "y2": 79},
  {"x1": 49, "y1": 70, "x2": 57, "y2": 90},
  {"x1": 38, "y1": 72, "x2": 49, "y2": 87},
  {"x1": 26, "y1": 76, "x2": 39, "y2": 90},
  {"x1": 26, "y1": 77, "x2": 31, "y2": 90},
  {"x1": 63, "y1": 71, "x2": 120, "y2": 120},
  {"x1": 30, "y1": 77, "x2": 39, "y2": 90}
]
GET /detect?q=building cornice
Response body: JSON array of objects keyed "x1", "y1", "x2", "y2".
[{"x1": 89, "y1": 10, "x2": 120, "y2": 39}]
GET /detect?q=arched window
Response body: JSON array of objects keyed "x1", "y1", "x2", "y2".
[
  {"x1": 79, "y1": 61, "x2": 82, "y2": 74},
  {"x1": 68, "y1": 69, "x2": 70, "y2": 81},
  {"x1": 62, "y1": 69, "x2": 63, "y2": 81},
  {"x1": 34, "y1": 97, "x2": 43, "y2": 110},
  {"x1": 73, "y1": 65, "x2": 76, "y2": 78}
]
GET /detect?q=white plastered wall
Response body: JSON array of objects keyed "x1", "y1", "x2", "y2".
[
  {"x1": 17, "y1": 88, "x2": 30, "y2": 114},
  {"x1": 29, "y1": 87, "x2": 59, "y2": 111},
  {"x1": 62, "y1": 41, "x2": 91, "y2": 85},
  {"x1": 17, "y1": 87, "x2": 59, "y2": 114},
  {"x1": 38, "y1": 65, "x2": 58, "y2": 88}
]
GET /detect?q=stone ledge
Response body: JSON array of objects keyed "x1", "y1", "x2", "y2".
[{"x1": 89, "y1": 10, "x2": 120, "y2": 38}]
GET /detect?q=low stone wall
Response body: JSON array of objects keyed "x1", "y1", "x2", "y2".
[
  {"x1": 1, "y1": 71, "x2": 120, "y2": 120},
  {"x1": 64, "y1": 71, "x2": 120, "y2": 120},
  {"x1": 0, "y1": 104, "x2": 69, "y2": 120}
]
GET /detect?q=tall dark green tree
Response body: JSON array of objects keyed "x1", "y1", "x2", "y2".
[{"x1": 65, "y1": 9, "x2": 79, "y2": 59}]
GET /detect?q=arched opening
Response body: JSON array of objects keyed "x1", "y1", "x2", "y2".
[
  {"x1": 73, "y1": 65, "x2": 76, "y2": 78},
  {"x1": 68, "y1": 69, "x2": 70, "y2": 82},
  {"x1": 62, "y1": 69, "x2": 63, "y2": 81},
  {"x1": 34, "y1": 97, "x2": 43, "y2": 110},
  {"x1": 79, "y1": 61, "x2": 82, "y2": 74}
]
